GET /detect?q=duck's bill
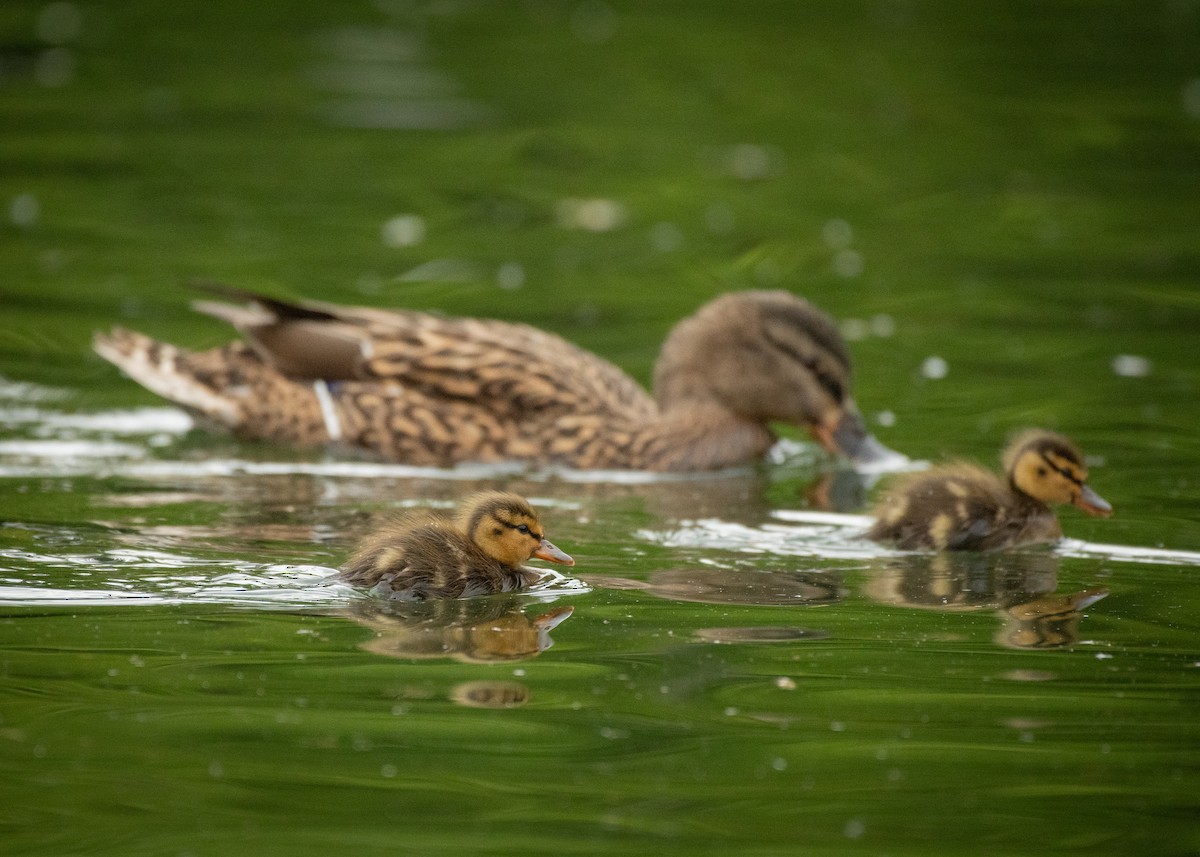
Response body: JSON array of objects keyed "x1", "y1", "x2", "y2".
[
  {"x1": 1075, "y1": 484, "x2": 1113, "y2": 518},
  {"x1": 533, "y1": 539, "x2": 575, "y2": 566},
  {"x1": 825, "y1": 412, "x2": 905, "y2": 467}
]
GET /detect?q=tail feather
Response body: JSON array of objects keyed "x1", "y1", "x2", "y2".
[
  {"x1": 187, "y1": 278, "x2": 339, "y2": 323},
  {"x1": 93, "y1": 328, "x2": 242, "y2": 427}
]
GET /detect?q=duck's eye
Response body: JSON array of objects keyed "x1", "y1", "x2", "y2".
[
  {"x1": 516, "y1": 524, "x2": 530, "y2": 535},
  {"x1": 1037, "y1": 466, "x2": 1047, "y2": 476}
]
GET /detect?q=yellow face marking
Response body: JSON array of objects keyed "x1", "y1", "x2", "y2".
[{"x1": 479, "y1": 511, "x2": 545, "y2": 567}]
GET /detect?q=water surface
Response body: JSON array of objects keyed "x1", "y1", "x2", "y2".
[{"x1": 2, "y1": 2, "x2": 1199, "y2": 855}]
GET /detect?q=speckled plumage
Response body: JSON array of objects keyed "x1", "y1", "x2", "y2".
[
  {"x1": 867, "y1": 430, "x2": 1112, "y2": 551},
  {"x1": 93, "y1": 285, "x2": 893, "y2": 471}
]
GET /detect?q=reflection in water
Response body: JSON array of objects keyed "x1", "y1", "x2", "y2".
[
  {"x1": 997, "y1": 589, "x2": 1109, "y2": 651},
  {"x1": 864, "y1": 552, "x2": 1108, "y2": 650},
  {"x1": 585, "y1": 567, "x2": 844, "y2": 607},
  {"x1": 864, "y1": 552, "x2": 1060, "y2": 611},
  {"x1": 694, "y1": 626, "x2": 830, "y2": 644},
  {"x1": 341, "y1": 597, "x2": 574, "y2": 663},
  {"x1": 801, "y1": 468, "x2": 872, "y2": 513},
  {"x1": 450, "y1": 680, "x2": 531, "y2": 709}
]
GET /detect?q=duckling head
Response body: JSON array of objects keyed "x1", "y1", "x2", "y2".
[
  {"x1": 457, "y1": 491, "x2": 575, "y2": 568},
  {"x1": 1003, "y1": 430, "x2": 1113, "y2": 517},
  {"x1": 653, "y1": 290, "x2": 897, "y2": 464}
]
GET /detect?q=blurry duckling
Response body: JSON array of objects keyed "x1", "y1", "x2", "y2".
[
  {"x1": 867, "y1": 429, "x2": 1112, "y2": 551},
  {"x1": 341, "y1": 491, "x2": 574, "y2": 600}
]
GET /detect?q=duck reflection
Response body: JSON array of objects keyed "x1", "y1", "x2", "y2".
[
  {"x1": 585, "y1": 567, "x2": 844, "y2": 607},
  {"x1": 340, "y1": 597, "x2": 573, "y2": 663},
  {"x1": 450, "y1": 680, "x2": 531, "y2": 709},
  {"x1": 801, "y1": 467, "x2": 872, "y2": 514},
  {"x1": 864, "y1": 552, "x2": 1107, "y2": 649}
]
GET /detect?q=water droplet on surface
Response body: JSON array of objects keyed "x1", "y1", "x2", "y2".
[
  {"x1": 571, "y1": 0, "x2": 618, "y2": 44},
  {"x1": 556, "y1": 197, "x2": 626, "y2": 231},
  {"x1": 496, "y1": 261, "x2": 525, "y2": 290},
  {"x1": 704, "y1": 202, "x2": 735, "y2": 234},
  {"x1": 1183, "y1": 78, "x2": 1200, "y2": 120},
  {"x1": 37, "y1": 2, "x2": 83, "y2": 44},
  {"x1": 822, "y1": 218, "x2": 853, "y2": 249},
  {"x1": 35, "y1": 47, "x2": 74, "y2": 87},
  {"x1": 649, "y1": 221, "x2": 683, "y2": 253},
  {"x1": 871, "y1": 313, "x2": 896, "y2": 337},
  {"x1": 1111, "y1": 354, "x2": 1152, "y2": 378},
  {"x1": 727, "y1": 143, "x2": 776, "y2": 180},
  {"x1": 841, "y1": 318, "x2": 869, "y2": 341},
  {"x1": 11, "y1": 194, "x2": 40, "y2": 227},
  {"x1": 920, "y1": 355, "x2": 949, "y2": 379},
  {"x1": 833, "y1": 248, "x2": 863, "y2": 278},
  {"x1": 381, "y1": 214, "x2": 426, "y2": 247}
]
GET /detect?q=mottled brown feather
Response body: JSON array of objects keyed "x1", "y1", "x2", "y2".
[{"x1": 94, "y1": 287, "x2": 884, "y2": 471}]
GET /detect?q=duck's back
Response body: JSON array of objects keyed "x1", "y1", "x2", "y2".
[
  {"x1": 868, "y1": 463, "x2": 1060, "y2": 551},
  {"x1": 96, "y1": 293, "x2": 659, "y2": 467}
]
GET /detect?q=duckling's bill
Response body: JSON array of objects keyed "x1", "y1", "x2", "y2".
[
  {"x1": 1076, "y1": 484, "x2": 1113, "y2": 518},
  {"x1": 533, "y1": 538, "x2": 575, "y2": 566}
]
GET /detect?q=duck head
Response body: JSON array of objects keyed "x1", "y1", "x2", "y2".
[
  {"x1": 1004, "y1": 430, "x2": 1113, "y2": 516},
  {"x1": 459, "y1": 491, "x2": 575, "y2": 568},
  {"x1": 653, "y1": 290, "x2": 898, "y2": 465}
]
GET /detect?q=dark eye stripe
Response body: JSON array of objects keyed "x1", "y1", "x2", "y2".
[
  {"x1": 497, "y1": 517, "x2": 541, "y2": 540},
  {"x1": 1040, "y1": 453, "x2": 1082, "y2": 486},
  {"x1": 761, "y1": 328, "x2": 845, "y2": 402}
]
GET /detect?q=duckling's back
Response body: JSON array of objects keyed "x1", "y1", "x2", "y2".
[
  {"x1": 867, "y1": 463, "x2": 1060, "y2": 551},
  {"x1": 341, "y1": 514, "x2": 525, "y2": 600}
]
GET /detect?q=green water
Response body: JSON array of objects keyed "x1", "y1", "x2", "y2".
[{"x1": 3, "y1": 1, "x2": 1199, "y2": 855}]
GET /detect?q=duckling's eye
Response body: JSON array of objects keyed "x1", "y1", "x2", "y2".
[
  {"x1": 516, "y1": 524, "x2": 530, "y2": 535},
  {"x1": 1037, "y1": 466, "x2": 1047, "y2": 476}
]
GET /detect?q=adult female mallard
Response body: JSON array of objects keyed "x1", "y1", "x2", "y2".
[
  {"x1": 340, "y1": 491, "x2": 574, "y2": 601},
  {"x1": 94, "y1": 285, "x2": 896, "y2": 471},
  {"x1": 866, "y1": 429, "x2": 1112, "y2": 551}
]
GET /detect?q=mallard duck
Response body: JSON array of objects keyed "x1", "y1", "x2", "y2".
[
  {"x1": 340, "y1": 491, "x2": 574, "y2": 600},
  {"x1": 92, "y1": 284, "x2": 897, "y2": 471},
  {"x1": 866, "y1": 429, "x2": 1112, "y2": 551}
]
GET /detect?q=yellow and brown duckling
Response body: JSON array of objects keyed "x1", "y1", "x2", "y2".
[
  {"x1": 867, "y1": 429, "x2": 1113, "y2": 551},
  {"x1": 340, "y1": 492, "x2": 575, "y2": 601},
  {"x1": 93, "y1": 283, "x2": 897, "y2": 471}
]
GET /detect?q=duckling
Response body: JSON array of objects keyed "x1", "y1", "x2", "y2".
[
  {"x1": 340, "y1": 491, "x2": 575, "y2": 600},
  {"x1": 867, "y1": 429, "x2": 1112, "y2": 551},
  {"x1": 92, "y1": 284, "x2": 897, "y2": 471}
]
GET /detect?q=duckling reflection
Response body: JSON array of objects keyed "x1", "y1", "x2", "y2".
[
  {"x1": 341, "y1": 597, "x2": 573, "y2": 663},
  {"x1": 450, "y1": 680, "x2": 531, "y2": 709},
  {"x1": 584, "y1": 567, "x2": 844, "y2": 607},
  {"x1": 997, "y1": 588, "x2": 1109, "y2": 650},
  {"x1": 864, "y1": 552, "x2": 1108, "y2": 649}
]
